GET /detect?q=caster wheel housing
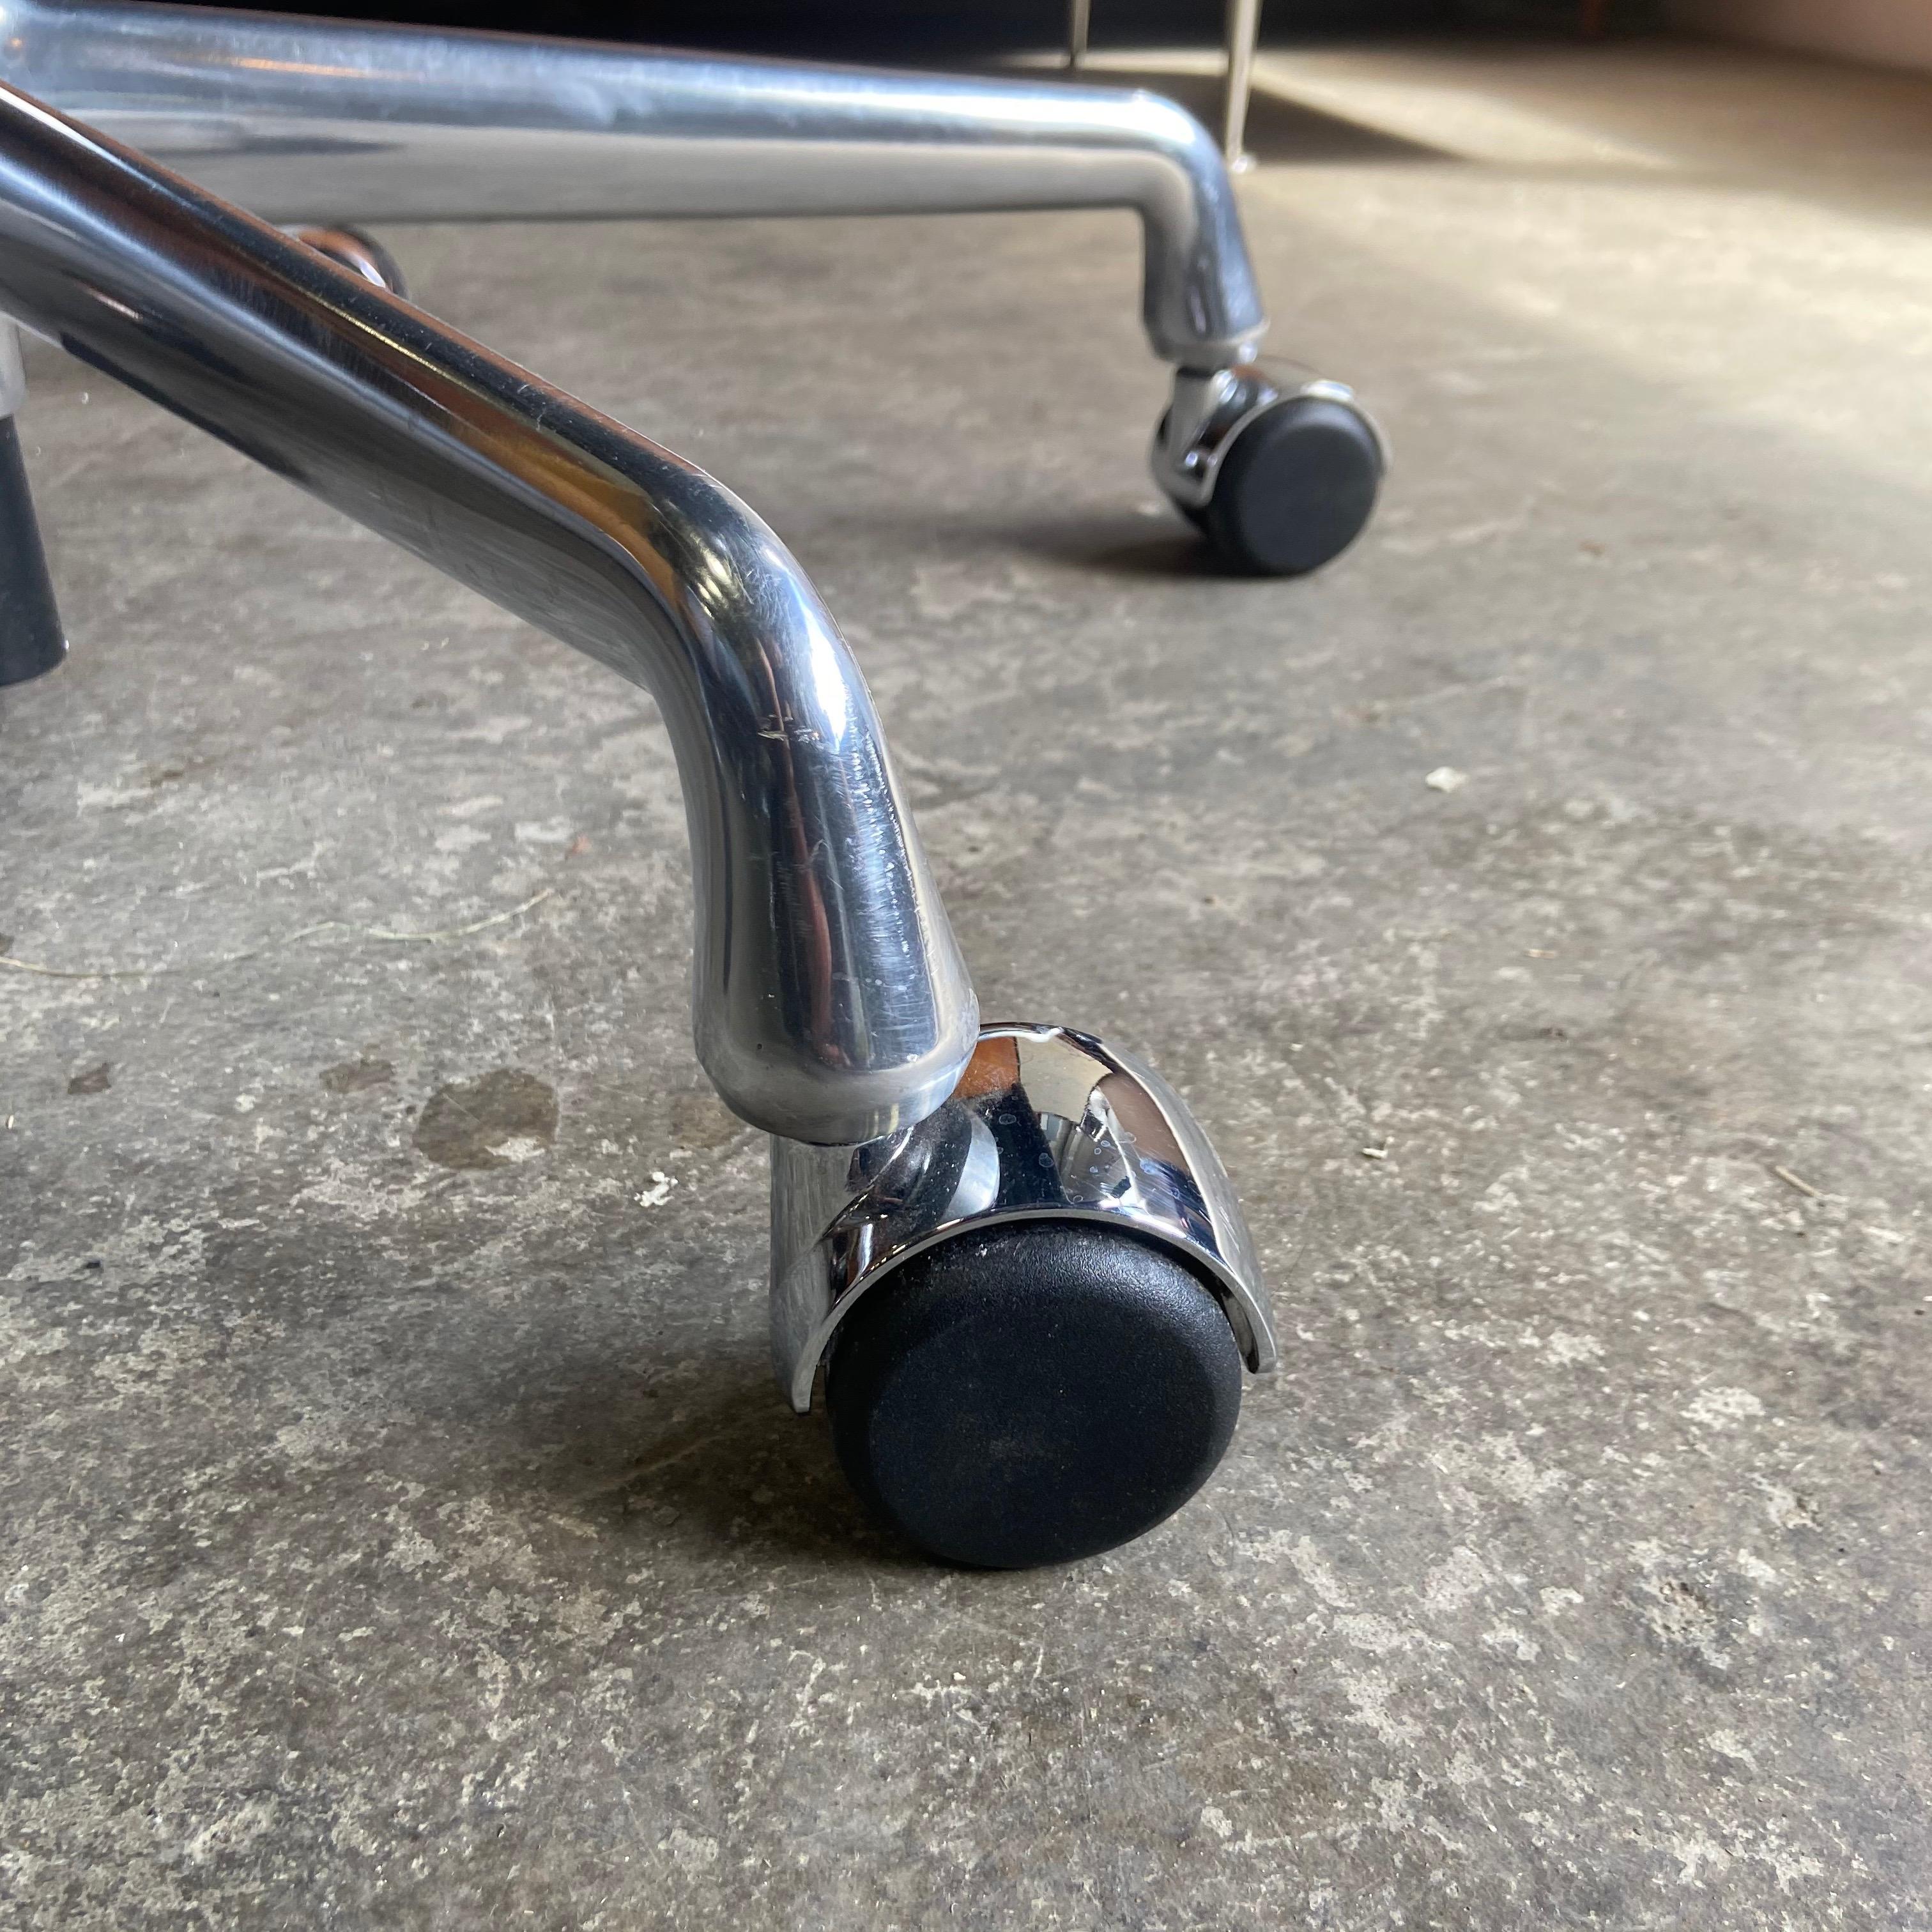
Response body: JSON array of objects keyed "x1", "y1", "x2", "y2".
[
  {"x1": 1155, "y1": 365, "x2": 1384, "y2": 576},
  {"x1": 770, "y1": 1023, "x2": 1276, "y2": 1568}
]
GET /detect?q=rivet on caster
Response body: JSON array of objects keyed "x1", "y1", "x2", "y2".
[
  {"x1": 772, "y1": 1025, "x2": 1277, "y2": 1569},
  {"x1": 1154, "y1": 365, "x2": 1386, "y2": 576}
]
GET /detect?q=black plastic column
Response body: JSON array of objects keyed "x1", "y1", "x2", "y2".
[{"x1": 0, "y1": 414, "x2": 63, "y2": 686}]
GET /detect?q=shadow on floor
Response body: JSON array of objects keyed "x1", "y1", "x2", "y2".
[
  {"x1": 1007, "y1": 512, "x2": 1249, "y2": 579},
  {"x1": 811, "y1": 502, "x2": 1289, "y2": 581},
  {"x1": 490, "y1": 1339, "x2": 934, "y2": 1571}
]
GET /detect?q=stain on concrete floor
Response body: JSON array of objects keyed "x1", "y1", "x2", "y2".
[{"x1": 413, "y1": 1068, "x2": 559, "y2": 1171}]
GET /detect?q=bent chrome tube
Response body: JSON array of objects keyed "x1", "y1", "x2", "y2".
[
  {"x1": 0, "y1": 81, "x2": 976, "y2": 1145},
  {"x1": 0, "y1": 0, "x2": 1269, "y2": 367}
]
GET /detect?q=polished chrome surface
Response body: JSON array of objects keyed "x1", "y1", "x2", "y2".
[
  {"x1": 770, "y1": 1023, "x2": 1276, "y2": 1413},
  {"x1": 0, "y1": 81, "x2": 976, "y2": 1145},
  {"x1": 1152, "y1": 362, "x2": 1384, "y2": 509},
  {"x1": 0, "y1": 0, "x2": 1269, "y2": 367}
]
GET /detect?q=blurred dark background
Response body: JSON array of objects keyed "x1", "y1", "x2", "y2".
[{"x1": 206, "y1": 1, "x2": 1650, "y2": 56}]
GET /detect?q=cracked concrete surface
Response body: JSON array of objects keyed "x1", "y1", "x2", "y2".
[{"x1": 3, "y1": 34, "x2": 1930, "y2": 1931}]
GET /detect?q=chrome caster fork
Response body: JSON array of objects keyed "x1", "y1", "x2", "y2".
[
  {"x1": 1154, "y1": 364, "x2": 1387, "y2": 576},
  {"x1": 773, "y1": 1025, "x2": 1275, "y2": 1568}
]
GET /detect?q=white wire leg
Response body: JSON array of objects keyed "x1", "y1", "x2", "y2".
[
  {"x1": 1067, "y1": 0, "x2": 1091, "y2": 71},
  {"x1": 1222, "y1": 0, "x2": 1262, "y2": 171}
]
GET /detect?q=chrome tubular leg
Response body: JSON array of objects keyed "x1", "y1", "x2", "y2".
[
  {"x1": 0, "y1": 3, "x2": 1392, "y2": 574},
  {"x1": 0, "y1": 80, "x2": 975, "y2": 1146},
  {"x1": 0, "y1": 0, "x2": 1266, "y2": 370},
  {"x1": 0, "y1": 2, "x2": 1387, "y2": 575},
  {"x1": 1067, "y1": 0, "x2": 1092, "y2": 71}
]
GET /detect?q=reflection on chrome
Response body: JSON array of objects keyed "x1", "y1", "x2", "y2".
[{"x1": 770, "y1": 1024, "x2": 1276, "y2": 1412}]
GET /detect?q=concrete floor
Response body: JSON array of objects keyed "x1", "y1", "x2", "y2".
[{"x1": 3, "y1": 33, "x2": 1929, "y2": 1932}]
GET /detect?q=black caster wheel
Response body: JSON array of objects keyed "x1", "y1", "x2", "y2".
[
  {"x1": 825, "y1": 1220, "x2": 1244, "y2": 1569},
  {"x1": 1194, "y1": 391, "x2": 1383, "y2": 577}
]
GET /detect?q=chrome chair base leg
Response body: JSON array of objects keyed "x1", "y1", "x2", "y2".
[
  {"x1": 0, "y1": 81, "x2": 978, "y2": 1148},
  {"x1": 0, "y1": 2, "x2": 1388, "y2": 578},
  {"x1": 0, "y1": 34, "x2": 1317, "y2": 1561},
  {"x1": 1, "y1": 3, "x2": 1266, "y2": 370}
]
